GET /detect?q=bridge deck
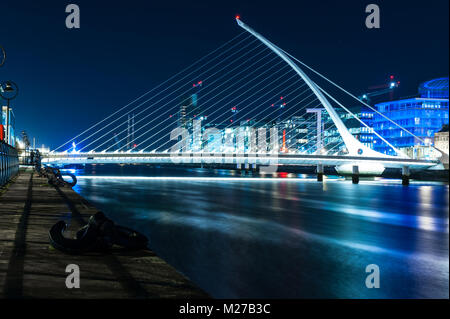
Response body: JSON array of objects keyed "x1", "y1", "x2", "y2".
[
  {"x1": 0, "y1": 168, "x2": 208, "y2": 298},
  {"x1": 43, "y1": 152, "x2": 439, "y2": 169}
]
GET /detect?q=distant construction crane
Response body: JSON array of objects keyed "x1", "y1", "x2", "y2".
[{"x1": 359, "y1": 75, "x2": 400, "y2": 103}]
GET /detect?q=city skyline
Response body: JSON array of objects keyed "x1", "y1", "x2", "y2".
[
  {"x1": 0, "y1": 1, "x2": 448, "y2": 302},
  {"x1": 0, "y1": 0, "x2": 448, "y2": 149}
]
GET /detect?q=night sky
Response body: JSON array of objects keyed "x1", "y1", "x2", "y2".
[{"x1": 0, "y1": 0, "x2": 448, "y2": 149}]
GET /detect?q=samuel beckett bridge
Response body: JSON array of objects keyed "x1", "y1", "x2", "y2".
[{"x1": 43, "y1": 18, "x2": 445, "y2": 183}]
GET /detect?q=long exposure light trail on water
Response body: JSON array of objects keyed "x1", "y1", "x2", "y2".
[{"x1": 70, "y1": 166, "x2": 449, "y2": 298}]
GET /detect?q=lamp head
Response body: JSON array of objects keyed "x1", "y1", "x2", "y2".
[
  {"x1": 3, "y1": 81, "x2": 14, "y2": 92},
  {"x1": 0, "y1": 80, "x2": 19, "y2": 100}
]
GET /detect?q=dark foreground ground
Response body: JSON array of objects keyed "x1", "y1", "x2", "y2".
[{"x1": 0, "y1": 168, "x2": 208, "y2": 298}]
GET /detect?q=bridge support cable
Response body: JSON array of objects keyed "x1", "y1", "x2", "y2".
[
  {"x1": 327, "y1": 141, "x2": 346, "y2": 155},
  {"x1": 106, "y1": 56, "x2": 292, "y2": 152},
  {"x1": 315, "y1": 83, "x2": 407, "y2": 157},
  {"x1": 147, "y1": 73, "x2": 311, "y2": 152},
  {"x1": 58, "y1": 36, "x2": 259, "y2": 153},
  {"x1": 237, "y1": 93, "x2": 318, "y2": 141},
  {"x1": 234, "y1": 18, "x2": 431, "y2": 159},
  {"x1": 235, "y1": 18, "x2": 386, "y2": 158},
  {"x1": 52, "y1": 31, "x2": 249, "y2": 152},
  {"x1": 142, "y1": 75, "x2": 302, "y2": 151},
  {"x1": 299, "y1": 117, "x2": 336, "y2": 154},
  {"x1": 110, "y1": 54, "x2": 291, "y2": 152},
  {"x1": 221, "y1": 92, "x2": 322, "y2": 154},
  {"x1": 164, "y1": 89, "x2": 319, "y2": 155},
  {"x1": 76, "y1": 40, "x2": 265, "y2": 152},
  {"x1": 159, "y1": 66, "x2": 327, "y2": 153},
  {"x1": 130, "y1": 52, "x2": 305, "y2": 152},
  {"x1": 276, "y1": 44, "x2": 444, "y2": 156},
  {"x1": 305, "y1": 126, "x2": 343, "y2": 155},
  {"x1": 150, "y1": 74, "x2": 310, "y2": 152},
  {"x1": 79, "y1": 42, "x2": 273, "y2": 152},
  {"x1": 162, "y1": 81, "x2": 319, "y2": 155},
  {"x1": 159, "y1": 86, "x2": 314, "y2": 153},
  {"x1": 220, "y1": 94, "x2": 320, "y2": 154},
  {"x1": 276, "y1": 82, "x2": 399, "y2": 156}
]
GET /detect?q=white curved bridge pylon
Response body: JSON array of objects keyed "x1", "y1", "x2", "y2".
[
  {"x1": 45, "y1": 19, "x2": 445, "y2": 172},
  {"x1": 236, "y1": 18, "x2": 401, "y2": 158}
]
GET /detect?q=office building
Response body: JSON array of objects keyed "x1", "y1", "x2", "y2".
[{"x1": 373, "y1": 77, "x2": 449, "y2": 157}]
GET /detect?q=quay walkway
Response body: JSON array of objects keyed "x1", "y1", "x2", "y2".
[{"x1": 0, "y1": 168, "x2": 208, "y2": 298}]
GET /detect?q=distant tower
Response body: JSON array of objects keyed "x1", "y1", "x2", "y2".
[
  {"x1": 306, "y1": 108, "x2": 324, "y2": 154},
  {"x1": 113, "y1": 132, "x2": 122, "y2": 151},
  {"x1": 179, "y1": 80, "x2": 203, "y2": 130},
  {"x1": 127, "y1": 113, "x2": 135, "y2": 150},
  {"x1": 132, "y1": 114, "x2": 135, "y2": 148}
]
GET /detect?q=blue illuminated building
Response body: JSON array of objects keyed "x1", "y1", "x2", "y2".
[{"x1": 373, "y1": 77, "x2": 449, "y2": 157}]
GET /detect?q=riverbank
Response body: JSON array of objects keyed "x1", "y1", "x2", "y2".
[{"x1": 0, "y1": 167, "x2": 208, "y2": 298}]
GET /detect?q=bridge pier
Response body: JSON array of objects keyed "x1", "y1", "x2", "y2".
[
  {"x1": 352, "y1": 165, "x2": 359, "y2": 184},
  {"x1": 248, "y1": 163, "x2": 256, "y2": 174},
  {"x1": 402, "y1": 166, "x2": 410, "y2": 186},
  {"x1": 244, "y1": 163, "x2": 250, "y2": 175},
  {"x1": 237, "y1": 163, "x2": 246, "y2": 175},
  {"x1": 316, "y1": 164, "x2": 324, "y2": 182}
]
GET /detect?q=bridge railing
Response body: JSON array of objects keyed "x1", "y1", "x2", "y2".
[
  {"x1": 42, "y1": 151, "x2": 439, "y2": 170},
  {"x1": 0, "y1": 140, "x2": 19, "y2": 187}
]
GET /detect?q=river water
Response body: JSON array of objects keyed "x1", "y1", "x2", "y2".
[{"x1": 69, "y1": 165, "x2": 448, "y2": 298}]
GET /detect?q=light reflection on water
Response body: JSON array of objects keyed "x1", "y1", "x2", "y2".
[{"x1": 70, "y1": 166, "x2": 449, "y2": 298}]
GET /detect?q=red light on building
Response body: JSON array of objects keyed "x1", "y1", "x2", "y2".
[
  {"x1": 230, "y1": 119, "x2": 233, "y2": 123},
  {"x1": 390, "y1": 75, "x2": 394, "y2": 80}
]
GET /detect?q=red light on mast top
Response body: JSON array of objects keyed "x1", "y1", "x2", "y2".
[{"x1": 235, "y1": 15, "x2": 240, "y2": 20}]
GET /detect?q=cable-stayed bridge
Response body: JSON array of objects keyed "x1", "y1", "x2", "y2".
[{"x1": 43, "y1": 18, "x2": 444, "y2": 177}]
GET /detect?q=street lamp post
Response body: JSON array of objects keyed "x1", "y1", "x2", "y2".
[
  {"x1": 0, "y1": 45, "x2": 19, "y2": 146},
  {"x1": 0, "y1": 45, "x2": 5, "y2": 67}
]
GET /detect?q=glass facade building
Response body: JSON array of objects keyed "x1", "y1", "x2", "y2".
[
  {"x1": 321, "y1": 106, "x2": 375, "y2": 154},
  {"x1": 373, "y1": 77, "x2": 449, "y2": 156}
]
